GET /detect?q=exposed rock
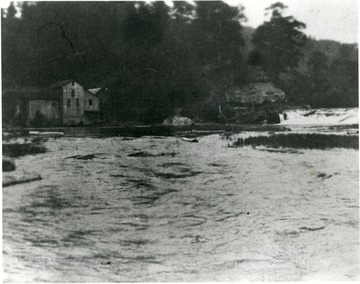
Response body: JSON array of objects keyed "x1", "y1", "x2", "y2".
[
  {"x1": 299, "y1": 226, "x2": 325, "y2": 232},
  {"x1": 31, "y1": 137, "x2": 49, "y2": 144},
  {"x1": 233, "y1": 110, "x2": 267, "y2": 124},
  {"x1": 228, "y1": 82, "x2": 287, "y2": 105},
  {"x1": 191, "y1": 235, "x2": 209, "y2": 243},
  {"x1": 128, "y1": 151, "x2": 177, "y2": 157},
  {"x1": 2, "y1": 158, "x2": 16, "y2": 172},
  {"x1": 182, "y1": 137, "x2": 199, "y2": 143},
  {"x1": 65, "y1": 153, "x2": 102, "y2": 160},
  {"x1": 232, "y1": 110, "x2": 281, "y2": 124},
  {"x1": 3, "y1": 172, "x2": 42, "y2": 187},
  {"x1": 2, "y1": 142, "x2": 47, "y2": 157},
  {"x1": 162, "y1": 116, "x2": 194, "y2": 126},
  {"x1": 275, "y1": 229, "x2": 299, "y2": 237},
  {"x1": 317, "y1": 172, "x2": 333, "y2": 179},
  {"x1": 304, "y1": 110, "x2": 317, "y2": 117},
  {"x1": 266, "y1": 111, "x2": 281, "y2": 124},
  {"x1": 154, "y1": 170, "x2": 202, "y2": 179}
]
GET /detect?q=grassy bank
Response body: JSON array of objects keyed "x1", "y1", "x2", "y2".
[{"x1": 232, "y1": 133, "x2": 359, "y2": 149}]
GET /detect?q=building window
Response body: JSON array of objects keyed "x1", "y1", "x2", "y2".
[
  {"x1": 67, "y1": 99, "x2": 71, "y2": 108},
  {"x1": 89, "y1": 99, "x2": 93, "y2": 106},
  {"x1": 72, "y1": 80, "x2": 75, "y2": 86},
  {"x1": 71, "y1": 89, "x2": 75, "y2": 97},
  {"x1": 76, "y1": 99, "x2": 80, "y2": 108}
]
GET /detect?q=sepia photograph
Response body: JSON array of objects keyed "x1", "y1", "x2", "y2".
[{"x1": 1, "y1": 0, "x2": 359, "y2": 282}]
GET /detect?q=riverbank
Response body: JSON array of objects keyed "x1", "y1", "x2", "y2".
[
  {"x1": 2, "y1": 123, "x2": 292, "y2": 138},
  {"x1": 3, "y1": 108, "x2": 358, "y2": 138},
  {"x1": 3, "y1": 123, "x2": 359, "y2": 139}
]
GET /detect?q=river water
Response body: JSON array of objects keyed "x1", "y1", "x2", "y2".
[
  {"x1": 2, "y1": 109, "x2": 359, "y2": 282},
  {"x1": 280, "y1": 108, "x2": 358, "y2": 125}
]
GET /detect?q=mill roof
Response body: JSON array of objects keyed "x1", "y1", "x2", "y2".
[{"x1": 47, "y1": 79, "x2": 74, "y2": 89}]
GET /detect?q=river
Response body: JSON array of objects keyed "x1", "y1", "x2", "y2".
[{"x1": 2, "y1": 108, "x2": 359, "y2": 281}]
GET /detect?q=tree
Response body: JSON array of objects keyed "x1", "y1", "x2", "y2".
[
  {"x1": 252, "y1": 2, "x2": 307, "y2": 82},
  {"x1": 7, "y1": 1, "x2": 17, "y2": 18},
  {"x1": 327, "y1": 45, "x2": 358, "y2": 107},
  {"x1": 306, "y1": 50, "x2": 330, "y2": 106},
  {"x1": 188, "y1": 1, "x2": 247, "y2": 118},
  {"x1": 2, "y1": 2, "x2": 22, "y2": 88},
  {"x1": 1, "y1": 1, "x2": 250, "y2": 122}
]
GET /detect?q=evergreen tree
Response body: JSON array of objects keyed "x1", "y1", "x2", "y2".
[
  {"x1": 7, "y1": 1, "x2": 17, "y2": 19},
  {"x1": 189, "y1": 1, "x2": 247, "y2": 119},
  {"x1": 327, "y1": 45, "x2": 358, "y2": 107},
  {"x1": 252, "y1": 2, "x2": 307, "y2": 82},
  {"x1": 2, "y1": 1, "x2": 356, "y2": 122},
  {"x1": 307, "y1": 51, "x2": 330, "y2": 106},
  {"x1": 2, "y1": 2, "x2": 21, "y2": 88}
]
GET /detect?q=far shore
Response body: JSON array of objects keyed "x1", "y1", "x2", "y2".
[{"x1": 2, "y1": 123, "x2": 294, "y2": 138}]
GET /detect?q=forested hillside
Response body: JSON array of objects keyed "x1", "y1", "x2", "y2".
[
  {"x1": 2, "y1": 1, "x2": 358, "y2": 123},
  {"x1": 245, "y1": 24, "x2": 358, "y2": 108}
]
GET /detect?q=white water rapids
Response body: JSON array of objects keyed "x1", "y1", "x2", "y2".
[{"x1": 279, "y1": 108, "x2": 358, "y2": 125}]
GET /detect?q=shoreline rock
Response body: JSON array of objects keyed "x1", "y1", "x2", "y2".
[
  {"x1": 2, "y1": 158, "x2": 16, "y2": 172},
  {"x1": 3, "y1": 172, "x2": 42, "y2": 187},
  {"x1": 2, "y1": 142, "x2": 46, "y2": 157},
  {"x1": 162, "y1": 116, "x2": 194, "y2": 127}
]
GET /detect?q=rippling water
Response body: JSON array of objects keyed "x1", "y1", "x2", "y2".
[
  {"x1": 3, "y1": 133, "x2": 359, "y2": 281},
  {"x1": 280, "y1": 108, "x2": 358, "y2": 125}
]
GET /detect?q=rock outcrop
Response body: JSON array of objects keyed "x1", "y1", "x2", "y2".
[
  {"x1": 3, "y1": 172, "x2": 42, "y2": 187},
  {"x1": 162, "y1": 116, "x2": 194, "y2": 126},
  {"x1": 228, "y1": 82, "x2": 287, "y2": 106},
  {"x1": 2, "y1": 158, "x2": 16, "y2": 172}
]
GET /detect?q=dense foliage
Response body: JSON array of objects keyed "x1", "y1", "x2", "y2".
[
  {"x1": 2, "y1": 1, "x2": 358, "y2": 123},
  {"x1": 251, "y1": 2, "x2": 307, "y2": 82}
]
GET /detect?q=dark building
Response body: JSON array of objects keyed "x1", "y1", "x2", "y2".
[{"x1": 2, "y1": 80, "x2": 100, "y2": 126}]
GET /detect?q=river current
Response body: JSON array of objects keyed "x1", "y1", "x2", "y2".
[{"x1": 2, "y1": 109, "x2": 359, "y2": 281}]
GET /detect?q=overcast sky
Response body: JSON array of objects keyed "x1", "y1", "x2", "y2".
[
  {"x1": 225, "y1": 0, "x2": 358, "y2": 43},
  {"x1": 2, "y1": 0, "x2": 358, "y2": 43}
]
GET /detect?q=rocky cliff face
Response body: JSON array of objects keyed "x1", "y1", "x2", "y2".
[{"x1": 228, "y1": 82, "x2": 287, "y2": 106}]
